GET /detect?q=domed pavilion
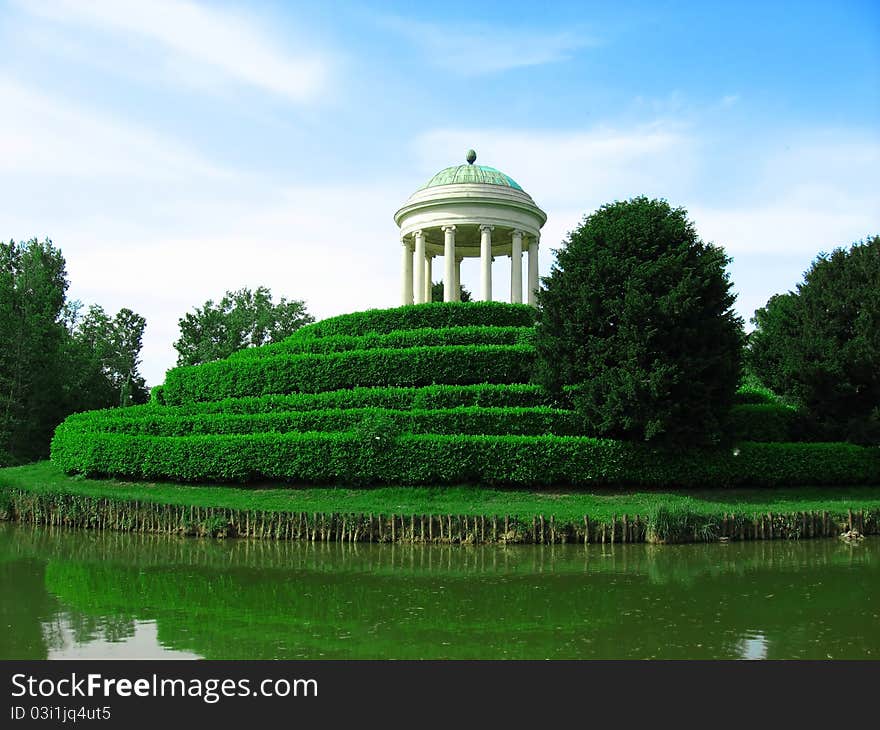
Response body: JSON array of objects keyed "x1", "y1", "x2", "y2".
[{"x1": 394, "y1": 149, "x2": 547, "y2": 305}]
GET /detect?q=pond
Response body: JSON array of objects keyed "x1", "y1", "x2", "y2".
[{"x1": 1, "y1": 522, "x2": 877, "y2": 659}]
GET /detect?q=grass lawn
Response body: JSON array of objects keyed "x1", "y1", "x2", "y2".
[{"x1": 2, "y1": 461, "x2": 879, "y2": 523}]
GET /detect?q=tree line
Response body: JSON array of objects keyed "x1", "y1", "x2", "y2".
[{"x1": 0, "y1": 239, "x2": 313, "y2": 465}]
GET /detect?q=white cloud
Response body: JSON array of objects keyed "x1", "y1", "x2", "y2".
[
  {"x1": 29, "y1": 184, "x2": 404, "y2": 386},
  {"x1": 0, "y1": 78, "x2": 229, "y2": 182},
  {"x1": 695, "y1": 134, "x2": 879, "y2": 255},
  {"x1": 413, "y1": 123, "x2": 697, "y2": 212},
  {"x1": 380, "y1": 16, "x2": 595, "y2": 74},
  {"x1": 15, "y1": 0, "x2": 329, "y2": 101}
]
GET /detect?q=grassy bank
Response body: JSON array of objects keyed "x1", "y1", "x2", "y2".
[{"x1": 2, "y1": 462, "x2": 879, "y2": 544}]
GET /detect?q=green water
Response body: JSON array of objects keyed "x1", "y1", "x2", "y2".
[{"x1": 1, "y1": 522, "x2": 878, "y2": 659}]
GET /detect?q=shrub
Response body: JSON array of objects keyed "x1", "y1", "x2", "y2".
[
  {"x1": 727, "y1": 403, "x2": 803, "y2": 442},
  {"x1": 535, "y1": 197, "x2": 745, "y2": 447},
  {"x1": 298, "y1": 302, "x2": 536, "y2": 339},
  {"x1": 62, "y1": 384, "x2": 556, "y2": 421},
  {"x1": 150, "y1": 385, "x2": 166, "y2": 405},
  {"x1": 51, "y1": 427, "x2": 880, "y2": 487},
  {"x1": 748, "y1": 236, "x2": 880, "y2": 445},
  {"x1": 162, "y1": 345, "x2": 536, "y2": 404},
  {"x1": 56, "y1": 406, "x2": 582, "y2": 438},
  {"x1": 230, "y1": 326, "x2": 534, "y2": 359}
]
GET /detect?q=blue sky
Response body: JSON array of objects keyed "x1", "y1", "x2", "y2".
[{"x1": 1, "y1": 0, "x2": 877, "y2": 385}]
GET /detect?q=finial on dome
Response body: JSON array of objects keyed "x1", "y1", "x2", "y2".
[{"x1": 466, "y1": 149, "x2": 477, "y2": 164}]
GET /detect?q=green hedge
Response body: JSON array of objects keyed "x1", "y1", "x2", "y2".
[
  {"x1": 727, "y1": 403, "x2": 805, "y2": 442},
  {"x1": 64, "y1": 393, "x2": 804, "y2": 443},
  {"x1": 734, "y1": 388, "x2": 778, "y2": 406},
  {"x1": 298, "y1": 302, "x2": 537, "y2": 339},
  {"x1": 56, "y1": 406, "x2": 582, "y2": 438},
  {"x1": 231, "y1": 326, "x2": 535, "y2": 359},
  {"x1": 163, "y1": 345, "x2": 536, "y2": 404},
  {"x1": 63, "y1": 385, "x2": 557, "y2": 422},
  {"x1": 51, "y1": 428, "x2": 880, "y2": 487}
]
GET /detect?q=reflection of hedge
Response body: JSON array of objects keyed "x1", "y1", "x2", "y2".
[
  {"x1": 232, "y1": 326, "x2": 534, "y2": 359},
  {"x1": 40, "y1": 542, "x2": 876, "y2": 659},
  {"x1": 163, "y1": 345, "x2": 535, "y2": 405},
  {"x1": 299, "y1": 302, "x2": 537, "y2": 339},
  {"x1": 51, "y1": 428, "x2": 880, "y2": 487}
]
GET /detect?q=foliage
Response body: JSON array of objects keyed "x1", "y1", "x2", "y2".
[
  {"x1": 734, "y1": 373, "x2": 780, "y2": 405},
  {"x1": 162, "y1": 345, "x2": 536, "y2": 404},
  {"x1": 726, "y1": 403, "x2": 804, "y2": 442},
  {"x1": 748, "y1": 236, "x2": 880, "y2": 444},
  {"x1": 0, "y1": 239, "x2": 69, "y2": 462},
  {"x1": 230, "y1": 325, "x2": 533, "y2": 358},
  {"x1": 59, "y1": 399, "x2": 802, "y2": 443},
  {"x1": 51, "y1": 425, "x2": 880, "y2": 488},
  {"x1": 0, "y1": 239, "x2": 149, "y2": 463},
  {"x1": 431, "y1": 280, "x2": 472, "y2": 302},
  {"x1": 92, "y1": 384, "x2": 553, "y2": 419},
  {"x1": 300, "y1": 302, "x2": 536, "y2": 338},
  {"x1": 174, "y1": 286, "x2": 314, "y2": 366},
  {"x1": 63, "y1": 303, "x2": 149, "y2": 408},
  {"x1": 535, "y1": 197, "x2": 745, "y2": 447},
  {"x1": 646, "y1": 504, "x2": 718, "y2": 543},
  {"x1": 54, "y1": 405, "x2": 583, "y2": 438}
]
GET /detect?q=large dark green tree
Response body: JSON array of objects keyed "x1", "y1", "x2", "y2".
[
  {"x1": 174, "y1": 286, "x2": 314, "y2": 366},
  {"x1": 748, "y1": 235, "x2": 880, "y2": 444},
  {"x1": 0, "y1": 238, "x2": 149, "y2": 464},
  {"x1": 0, "y1": 238, "x2": 69, "y2": 463},
  {"x1": 535, "y1": 197, "x2": 744, "y2": 447}
]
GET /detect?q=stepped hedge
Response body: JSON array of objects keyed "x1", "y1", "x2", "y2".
[
  {"x1": 60, "y1": 402, "x2": 805, "y2": 443},
  {"x1": 55, "y1": 406, "x2": 582, "y2": 438},
  {"x1": 163, "y1": 345, "x2": 536, "y2": 405},
  {"x1": 105, "y1": 385, "x2": 557, "y2": 416},
  {"x1": 231, "y1": 326, "x2": 534, "y2": 359},
  {"x1": 297, "y1": 302, "x2": 537, "y2": 339},
  {"x1": 51, "y1": 429, "x2": 880, "y2": 487}
]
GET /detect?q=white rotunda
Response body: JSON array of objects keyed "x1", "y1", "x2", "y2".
[{"x1": 394, "y1": 150, "x2": 547, "y2": 306}]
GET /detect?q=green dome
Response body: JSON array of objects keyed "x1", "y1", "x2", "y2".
[{"x1": 418, "y1": 164, "x2": 524, "y2": 191}]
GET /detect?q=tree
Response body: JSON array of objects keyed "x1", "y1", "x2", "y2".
[
  {"x1": 431, "y1": 281, "x2": 472, "y2": 302},
  {"x1": 174, "y1": 286, "x2": 314, "y2": 366},
  {"x1": 63, "y1": 304, "x2": 149, "y2": 409},
  {"x1": 0, "y1": 238, "x2": 69, "y2": 463},
  {"x1": 748, "y1": 236, "x2": 880, "y2": 444},
  {"x1": 535, "y1": 197, "x2": 744, "y2": 447},
  {"x1": 0, "y1": 238, "x2": 149, "y2": 463}
]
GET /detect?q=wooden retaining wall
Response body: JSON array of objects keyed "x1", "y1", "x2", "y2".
[{"x1": 1, "y1": 489, "x2": 876, "y2": 544}]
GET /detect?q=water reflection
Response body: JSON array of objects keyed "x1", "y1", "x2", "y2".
[
  {"x1": 738, "y1": 633, "x2": 768, "y2": 660},
  {"x1": 45, "y1": 618, "x2": 200, "y2": 659},
  {"x1": 0, "y1": 523, "x2": 877, "y2": 660}
]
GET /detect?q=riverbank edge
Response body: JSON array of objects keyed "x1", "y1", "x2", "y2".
[{"x1": 2, "y1": 467, "x2": 878, "y2": 545}]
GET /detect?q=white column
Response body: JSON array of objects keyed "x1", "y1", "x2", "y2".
[
  {"x1": 510, "y1": 229, "x2": 523, "y2": 304},
  {"x1": 454, "y1": 256, "x2": 463, "y2": 302},
  {"x1": 425, "y1": 255, "x2": 433, "y2": 303},
  {"x1": 442, "y1": 225, "x2": 456, "y2": 303},
  {"x1": 480, "y1": 225, "x2": 493, "y2": 301},
  {"x1": 401, "y1": 239, "x2": 413, "y2": 305},
  {"x1": 414, "y1": 230, "x2": 426, "y2": 304},
  {"x1": 527, "y1": 235, "x2": 539, "y2": 306}
]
